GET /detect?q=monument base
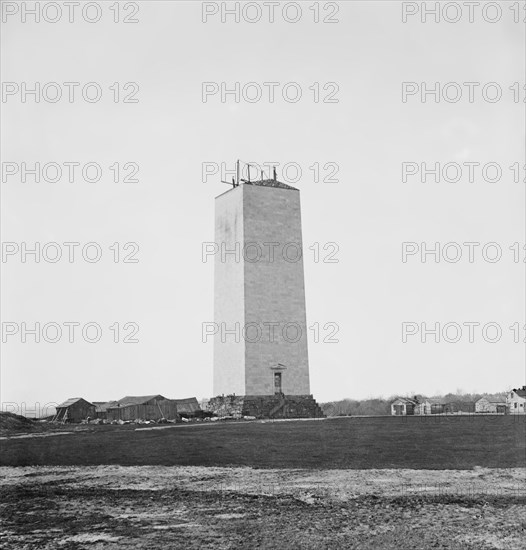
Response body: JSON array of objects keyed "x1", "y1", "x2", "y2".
[{"x1": 206, "y1": 394, "x2": 324, "y2": 419}]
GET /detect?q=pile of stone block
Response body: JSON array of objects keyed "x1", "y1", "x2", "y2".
[{"x1": 207, "y1": 395, "x2": 325, "y2": 420}]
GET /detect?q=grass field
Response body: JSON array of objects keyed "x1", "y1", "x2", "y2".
[
  {"x1": 1, "y1": 416, "x2": 525, "y2": 549},
  {"x1": 1, "y1": 415, "x2": 524, "y2": 469}
]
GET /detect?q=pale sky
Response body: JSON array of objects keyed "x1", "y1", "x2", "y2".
[{"x1": 1, "y1": 1, "x2": 524, "y2": 414}]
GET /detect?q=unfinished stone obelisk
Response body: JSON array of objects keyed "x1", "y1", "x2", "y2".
[{"x1": 210, "y1": 177, "x2": 322, "y2": 419}]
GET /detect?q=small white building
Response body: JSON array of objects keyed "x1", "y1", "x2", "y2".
[
  {"x1": 391, "y1": 397, "x2": 418, "y2": 416},
  {"x1": 507, "y1": 386, "x2": 526, "y2": 414},
  {"x1": 475, "y1": 395, "x2": 507, "y2": 414},
  {"x1": 391, "y1": 396, "x2": 448, "y2": 415}
]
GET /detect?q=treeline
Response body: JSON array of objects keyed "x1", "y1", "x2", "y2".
[
  {"x1": 321, "y1": 392, "x2": 506, "y2": 417},
  {"x1": 321, "y1": 398, "x2": 391, "y2": 416}
]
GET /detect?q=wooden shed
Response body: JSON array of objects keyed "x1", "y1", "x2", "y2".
[
  {"x1": 106, "y1": 395, "x2": 181, "y2": 421},
  {"x1": 53, "y1": 398, "x2": 96, "y2": 423},
  {"x1": 174, "y1": 397, "x2": 200, "y2": 416},
  {"x1": 93, "y1": 401, "x2": 118, "y2": 420}
]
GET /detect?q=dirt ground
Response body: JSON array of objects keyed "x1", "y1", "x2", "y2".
[{"x1": 1, "y1": 465, "x2": 524, "y2": 549}]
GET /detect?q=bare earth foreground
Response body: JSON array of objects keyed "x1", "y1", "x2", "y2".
[{"x1": 0, "y1": 416, "x2": 525, "y2": 549}]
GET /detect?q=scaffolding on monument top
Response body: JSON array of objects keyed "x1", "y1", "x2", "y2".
[{"x1": 221, "y1": 159, "x2": 277, "y2": 189}]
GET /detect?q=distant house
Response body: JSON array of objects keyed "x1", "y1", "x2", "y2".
[
  {"x1": 392, "y1": 396, "x2": 446, "y2": 415},
  {"x1": 413, "y1": 399, "x2": 428, "y2": 415},
  {"x1": 507, "y1": 386, "x2": 526, "y2": 414},
  {"x1": 106, "y1": 395, "x2": 201, "y2": 421},
  {"x1": 475, "y1": 395, "x2": 507, "y2": 414},
  {"x1": 414, "y1": 397, "x2": 445, "y2": 415},
  {"x1": 54, "y1": 398, "x2": 96, "y2": 423},
  {"x1": 392, "y1": 396, "x2": 478, "y2": 416},
  {"x1": 391, "y1": 397, "x2": 418, "y2": 415}
]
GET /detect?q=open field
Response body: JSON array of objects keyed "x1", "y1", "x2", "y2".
[
  {"x1": 1, "y1": 416, "x2": 525, "y2": 469},
  {"x1": 1, "y1": 416, "x2": 524, "y2": 548}
]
